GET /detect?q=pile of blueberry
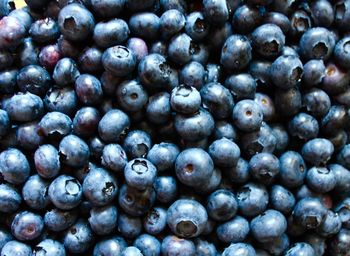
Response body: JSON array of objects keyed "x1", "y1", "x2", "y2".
[{"x1": 1, "y1": 0, "x2": 350, "y2": 255}]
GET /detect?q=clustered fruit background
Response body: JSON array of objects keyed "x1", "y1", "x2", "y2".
[{"x1": 0, "y1": 0, "x2": 350, "y2": 255}]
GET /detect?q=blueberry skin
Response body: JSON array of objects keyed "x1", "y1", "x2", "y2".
[
  {"x1": 310, "y1": 0, "x2": 334, "y2": 27},
  {"x1": 34, "y1": 144, "x2": 60, "y2": 179},
  {"x1": 208, "y1": 138, "x2": 240, "y2": 168},
  {"x1": 16, "y1": 64, "x2": 51, "y2": 97},
  {"x1": 44, "y1": 208, "x2": 77, "y2": 232},
  {"x1": 302, "y1": 88, "x2": 331, "y2": 117},
  {"x1": 254, "y1": 93, "x2": 275, "y2": 122},
  {"x1": 0, "y1": 183, "x2": 22, "y2": 213},
  {"x1": 213, "y1": 121, "x2": 237, "y2": 141},
  {"x1": 121, "y1": 246, "x2": 143, "y2": 256},
  {"x1": 270, "y1": 185, "x2": 295, "y2": 214},
  {"x1": 261, "y1": 233, "x2": 290, "y2": 256},
  {"x1": 161, "y1": 235, "x2": 196, "y2": 256},
  {"x1": 78, "y1": 46, "x2": 103, "y2": 74},
  {"x1": 0, "y1": 109, "x2": 9, "y2": 137},
  {"x1": 143, "y1": 207, "x2": 167, "y2": 235},
  {"x1": 180, "y1": 61, "x2": 205, "y2": 90},
  {"x1": 206, "y1": 189, "x2": 237, "y2": 221},
  {"x1": 123, "y1": 130, "x2": 152, "y2": 159},
  {"x1": 321, "y1": 105, "x2": 350, "y2": 135},
  {"x1": 251, "y1": 24, "x2": 285, "y2": 59},
  {"x1": 216, "y1": 215, "x2": 250, "y2": 243},
  {"x1": 0, "y1": 69, "x2": 18, "y2": 94},
  {"x1": 98, "y1": 109, "x2": 130, "y2": 143},
  {"x1": 129, "y1": 12, "x2": 160, "y2": 41},
  {"x1": 0, "y1": 0, "x2": 15, "y2": 17},
  {"x1": 175, "y1": 148, "x2": 214, "y2": 187},
  {"x1": 93, "y1": 19, "x2": 129, "y2": 49},
  {"x1": 91, "y1": 0, "x2": 125, "y2": 19},
  {"x1": 249, "y1": 60, "x2": 272, "y2": 87},
  {"x1": 185, "y1": 12, "x2": 210, "y2": 42},
  {"x1": 126, "y1": 37, "x2": 148, "y2": 63},
  {"x1": 133, "y1": 234, "x2": 161, "y2": 256},
  {"x1": 270, "y1": 55, "x2": 303, "y2": 89},
  {"x1": 328, "y1": 228, "x2": 350, "y2": 255},
  {"x1": 316, "y1": 210, "x2": 342, "y2": 237},
  {"x1": 102, "y1": 45, "x2": 136, "y2": 76},
  {"x1": 200, "y1": 82, "x2": 234, "y2": 119},
  {"x1": 175, "y1": 108, "x2": 215, "y2": 142},
  {"x1": 299, "y1": 27, "x2": 335, "y2": 61},
  {"x1": 321, "y1": 62, "x2": 350, "y2": 95},
  {"x1": 289, "y1": 10, "x2": 312, "y2": 38},
  {"x1": 274, "y1": 87, "x2": 302, "y2": 117},
  {"x1": 39, "y1": 44, "x2": 61, "y2": 71},
  {"x1": 232, "y1": 5, "x2": 262, "y2": 34},
  {"x1": 279, "y1": 151, "x2": 307, "y2": 188},
  {"x1": 22, "y1": 174, "x2": 50, "y2": 210},
  {"x1": 334, "y1": 36, "x2": 350, "y2": 70},
  {"x1": 59, "y1": 135, "x2": 90, "y2": 168},
  {"x1": 0, "y1": 228, "x2": 12, "y2": 251},
  {"x1": 33, "y1": 239, "x2": 66, "y2": 256},
  {"x1": 101, "y1": 143, "x2": 128, "y2": 173},
  {"x1": 63, "y1": 219, "x2": 94, "y2": 254},
  {"x1": 8, "y1": 8, "x2": 33, "y2": 31},
  {"x1": 83, "y1": 167, "x2": 118, "y2": 207},
  {"x1": 0, "y1": 49, "x2": 13, "y2": 71},
  {"x1": 251, "y1": 209, "x2": 287, "y2": 243},
  {"x1": 302, "y1": 138, "x2": 334, "y2": 166},
  {"x1": 53, "y1": 58, "x2": 80, "y2": 87},
  {"x1": 154, "y1": 176, "x2": 177, "y2": 203},
  {"x1": 73, "y1": 107, "x2": 101, "y2": 138},
  {"x1": 147, "y1": 143, "x2": 179, "y2": 172},
  {"x1": 117, "y1": 212, "x2": 142, "y2": 239},
  {"x1": 236, "y1": 182, "x2": 269, "y2": 217},
  {"x1": 220, "y1": 35, "x2": 251, "y2": 71},
  {"x1": 222, "y1": 243, "x2": 256, "y2": 256},
  {"x1": 330, "y1": 164, "x2": 350, "y2": 194},
  {"x1": 11, "y1": 211, "x2": 44, "y2": 241},
  {"x1": 150, "y1": 40, "x2": 168, "y2": 56},
  {"x1": 58, "y1": 3, "x2": 95, "y2": 42},
  {"x1": 88, "y1": 205, "x2": 118, "y2": 235},
  {"x1": 168, "y1": 33, "x2": 193, "y2": 65},
  {"x1": 337, "y1": 144, "x2": 350, "y2": 169},
  {"x1": 124, "y1": 158, "x2": 157, "y2": 190},
  {"x1": 285, "y1": 243, "x2": 315, "y2": 256},
  {"x1": 160, "y1": 9, "x2": 185, "y2": 39},
  {"x1": 1, "y1": 241, "x2": 32, "y2": 256},
  {"x1": 48, "y1": 175, "x2": 82, "y2": 210},
  {"x1": 0, "y1": 16, "x2": 26, "y2": 50},
  {"x1": 224, "y1": 73, "x2": 256, "y2": 100},
  {"x1": 232, "y1": 99, "x2": 263, "y2": 132},
  {"x1": 203, "y1": 0, "x2": 229, "y2": 25},
  {"x1": 288, "y1": 112, "x2": 319, "y2": 140},
  {"x1": 225, "y1": 157, "x2": 250, "y2": 185},
  {"x1": 171, "y1": 85, "x2": 201, "y2": 114},
  {"x1": 306, "y1": 166, "x2": 336, "y2": 193},
  {"x1": 249, "y1": 152, "x2": 280, "y2": 185},
  {"x1": 44, "y1": 87, "x2": 77, "y2": 116},
  {"x1": 264, "y1": 12, "x2": 291, "y2": 33},
  {"x1": 293, "y1": 197, "x2": 327, "y2": 229},
  {"x1": 271, "y1": 123, "x2": 289, "y2": 154},
  {"x1": 194, "y1": 238, "x2": 217, "y2": 256},
  {"x1": 334, "y1": 0, "x2": 350, "y2": 31},
  {"x1": 159, "y1": 0, "x2": 187, "y2": 12},
  {"x1": 0, "y1": 148, "x2": 30, "y2": 185},
  {"x1": 29, "y1": 17, "x2": 60, "y2": 44},
  {"x1": 301, "y1": 59, "x2": 326, "y2": 88},
  {"x1": 74, "y1": 74, "x2": 103, "y2": 105},
  {"x1": 93, "y1": 236, "x2": 127, "y2": 256},
  {"x1": 116, "y1": 80, "x2": 148, "y2": 112},
  {"x1": 38, "y1": 111, "x2": 72, "y2": 138},
  {"x1": 118, "y1": 184, "x2": 156, "y2": 216}
]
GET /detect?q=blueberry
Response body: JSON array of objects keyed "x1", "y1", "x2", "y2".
[
  {"x1": 118, "y1": 184, "x2": 156, "y2": 216},
  {"x1": 222, "y1": 243, "x2": 256, "y2": 256},
  {"x1": 44, "y1": 87, "x2": 77, "y2": 115},
  {"x1": 224, "y1": 73, "x2": 256, "y2": 100},
  {"x1": 126, "y1": 37, "x2": 148, "y2": 63},
  {"x1": 254, "y1": 93, "x2": 275, "y2": 122},
  {"x1": 159, "y1": 9, "x2": 185, "y2": 39},
  {"x1": 83, "y1": 167, "x2": 118, "y2": 207},
  {"x1": 328, "y1": 228, "x2": 350, "y2": 255},
  {"x1": 321, "y1": 105, "x2": 350, "y2": 135},
  {"x1": 271, "y1": 123, "x2": 289, "y2": 154},
  {"x1": 124, "y1": 158, "x2": 157, "y2": 189},
  {"x1": 321, "y1": 62, "x2": 350, "y2": 95},
  {"x1": 73, "y1": 107, "x2": 100, "y2": 138},
  {"x1": 0, "y1": 228, "x2": 12, "y2": 251},
  {"x1": 185, "y1": 12, "x2": 210, "y2": 42},
  {"x1": 123, "y1": 130, "x2": 152, "y2": 159},
  {"x1": 205, "y1": 63, "x2": 222, "y2": 84},
  {"x1": 0, "y1": 148, "x2": 30, "y2": 185},
  {"x1": 88, "y1": 205, "x2": 118, "y2": 235},
  {"x1": 270, "y1": 55, "x2": 303, "y2": 89},
  {"x1": 232, "y1": 5, "x2": 262, "y2": 34},
  {"x1": 216, "y1": 215, "x2": 249, "y2": 243},
  {"x1": 116, "y1": 80, "x2": 148, "y2": 112},
  {"x1": 249, "y1": 152, "x2": 280, "y2": 185},
  {"x1": 143, "y1": 207, "x2": 167, "y2": 235},
  {"x1": 101, "y1": 143, "x2": 127, "y2": 173},
  {"x1": 213, "y1": 120, "x2": 237, "y2": 141},
  {"x1": 129, "y1": 12, "x2": 160, "y2": 41},
  {"x1": 121, "y1": 246, "x2": 143, "y2": 256},
  {"x1": 147, "y1": 142, "x2": 179, "y2": 172},
  {"x1": 279, "y1": 151, "x2": 306, "y2": 188},
  {"x1": 180, "y1": 61, "x2": 205, "y2": 90},
  {"x1": 208, "y1": 138, "x2": 240, "y2": 168},
  {"x1": 225, "y1": 157, "x2": 250, "y2": 184},
  {"x1": 0, "y1": 68, "x2": 17, "y2": 95},
  {"x1": 11, "y1": 211, "x2": 44, "y2": 241},
  {"x1": 58, "y1": 134, "x2": 89, "y2": 167},
  {"x1": 93, "y1": 19, "x2": 129, "y2": 49},
  {"x1": 270, "y1": 185, "x2": 295, "y2": 214},
  {"x1": 0, "y1": 109, "x2": 9, "y2": 137},
  {"x1": 102, "y1": 45, "x2": 136, "y2": 76},
  {"x1": 91, "y1": 0, "x2": 125, "y2": 19},
  {"x1": 316, "y1": 210, "x2": 342, "y2": 237},
  {"x1": 63, "y1": 219, "x2": 94, "y2": 254},
  {"x1": 293, "y1": 197, "x2": 327, "y2": 229},
  {"x1": 58, "y1": 3, "x2": 95, "y2": 42},
  {"x1": 203, "y1": 0, "x2": 229, "y2": 25},
  {"x1": 16, "y1": 65, "x2": 51, "y2": 96},
  {"x1": 249, "y1": 60, "x2": 272, "y2": 87},
  {"x1": 306, "y1": 166, "x2": 336, "y2": 193},
  {"x1": 301, "y1": 138, "x2": 334, "y2": 166},
  {"x1": 52, "y1": 58, "x2": 79, "y2": 87},
  {"x1": 221, "y1": 35, "x2": 252, "y2": 71},
  {"x1": 40, "y1": 44, "x2": 61, "y2": 70},
  {"x1": 289, "y1": 10, "x2": 312, "y2": 38},
  {"x1": 93, "y1": 236, "x2": 127, "y2": 256},
  {"x1": 29, "y1": 17, "x2": 60, "y2": 44},
  {"x1": 150, "y1": 40, "x2": 168, "y2": 56},
  {"x1": 330, "y1": 164, "x2": 350, "y2": 194},
  {"x1": 22, "y1": 174, "x2": 50, "y2": 210},
  {"x1": 206, "y1": 189, "x2": 237, "y2": 221},
  {"x1": 232, "y1": 99, "x2": 263, "y2": 132},
  {"x1": 133, "y1": 234, "x2": 161, "y2": 256},
  {"x1": 264, "y1": 12, "x2": 291, "y2": 33},
  {"x1": 334, "y1": 0, "x2": 350, "y2": 31},
  {"x1": 33, "y1": 239, "x2": 66, "y2": 256},
  {"x1": 285, "y1": 243, "x2": 315, "y2": 256},
  {"x1": 337, "y1": 144, "x2": 350, "y2": 169},
  {"x1": 98, "y1": 109, "x2": 130, "y2": 143},
  {"x1": 302, "y1": 88, "x2": 331, "y2": 117},
  {"x1": 288, "y1": 112, "x2": 319, "y2": 140},
  {"x1": 38, "y1": 111, "x2": 72, "y2": 139},
  {"x1": 236, "y1": 182, "x2": 269, "y2": 217},
  {"x1": 168, "y1": 33, "x2": 194, "y2": 65},
  {"x1": 78, "y1": 46, "x2": 103, "y2": 74},
  {"x1": 154, "y1": 176, "x2": 177, "y2": 204},
  {"x1": 252, "y1": 24, "x2": 285, "y2": 59},
  {"x1": 194, "y1": 238, "x2": 217, "y2": 256},
  {"x1": 0, "y1": 183, "x2": 22, "y2": 213},
  {"x1": 274, "y1": 87, "x2": 302, "y2": 116},
  {"x1": 0, "y1": 16, "x2": 26, "y2": 50},
  {"x1": 1, "y1": 241, "x2": 32, "y2": 256},
  {"x1": 48, "y1": 175, "x2": 82, "y2": 210},
  {"x1": 261, "y1": 233, "x2": 290, "y2": 256},
  {"x1": 159, "y1": 0, "x2": 187, "y2": 13},
  {"x1": 44, "y1": 208, "x2": 77, "y2": 232},
  {"x1": 8, "y1": 8, "x2": 32, "y2": 31},
  {"x1": 117, "y1": 212, "x2": 142, "y2": 238},
  {"x1": 171, "y1": 85, "x2": 201, "y2": 114}
]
